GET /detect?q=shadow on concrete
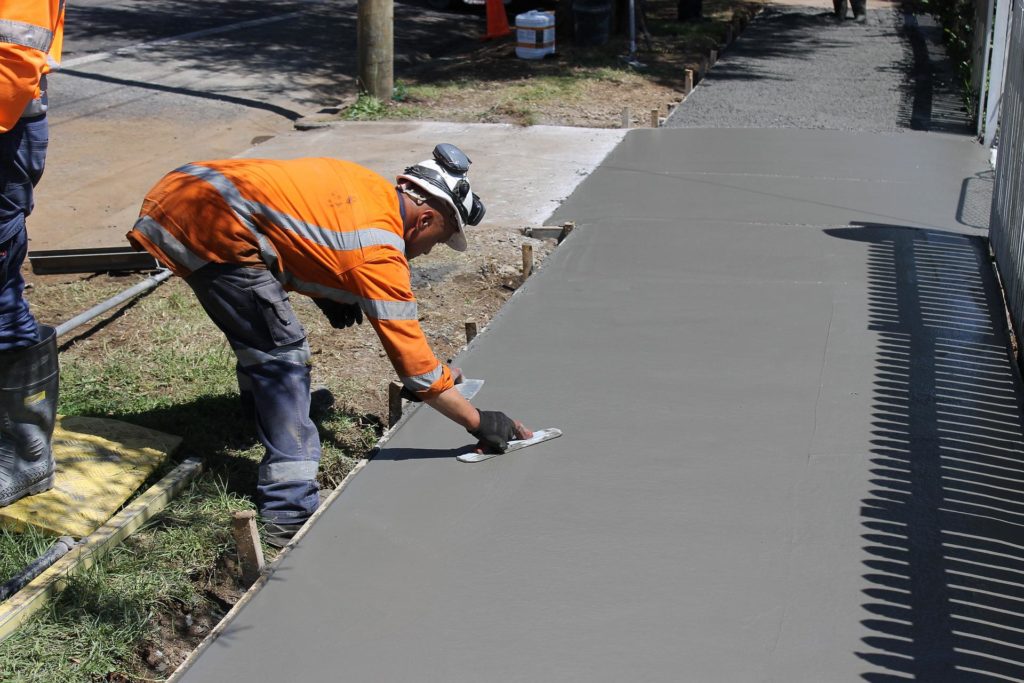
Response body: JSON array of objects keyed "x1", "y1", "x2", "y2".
[
  {"x1": 375, "y1": 445, "x2": 475, "y2": 461},
  {"x1": 827, "y1": 224, "x2": 1024, "y2": 682},
  {"x1": 897, "y1": 11, "x2": 972, "y2": 134},
  {"x1": 59, "y1": 69, "x2": 304, "y2": 120},
  {"x1": 957, "y1": 170, "x2": 995, "y2": 231}
]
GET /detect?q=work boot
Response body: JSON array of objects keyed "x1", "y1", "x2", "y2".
[
  {"x1": 0, "y1": 325, "x2": 58, "y2": 507},
  {"x1": 850, "y1": 0, "x2": 866, "y2": 21},
  {"x1": 832, "y1": 0, "x2": 848, "y2": 18}
]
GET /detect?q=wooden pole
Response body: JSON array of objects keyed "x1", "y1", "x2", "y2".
[
  {"x1": 388, "y1": 380, "x2": 403, "y2": 427},
  {"x1": 684, "y1": 69, "x2": 694, "y2": 95},
  {"x1": 522, "y1": 244, "x2": 534, "y2": 280},
  {"x1": 357, "y1": 0, "x2": 393, "y2": 100},
  {"x1": 232, "y1": 511, "x2": 265, "y2": 584},
  {"x1": 465, "y1": 321, "x2": 478, "y2": 344},
  {"x1": 650, "y1": 109, "x2": 659, "y2": 128},
  {"x1": 621, "y1": 107, "x2": 631, "y2": 128}
]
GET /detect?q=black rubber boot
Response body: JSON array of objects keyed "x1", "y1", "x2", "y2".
[
  {"x1": 850, "y1": 0, "x2": 866, "y2": 21},
  {"x1": 0, "y1": 325, "x2": 58, "y2": 507},
  {"x1": 833, "y1": 0, "x2": 848, "y2": 18}
]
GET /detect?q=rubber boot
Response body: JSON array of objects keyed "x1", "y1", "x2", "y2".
[
  {"x1": 0, "y1": 325, "x2": 58, "y2": 507},
  {"x1": 833, "y1": 0, "x2": 848, "y2": 19}
]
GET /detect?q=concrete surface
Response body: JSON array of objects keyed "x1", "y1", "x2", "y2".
[
  {"x1": 176, "y1": 120, "x2": 1024, "y2": 681},
  {"x1": 238, "y1": 122, "x2": 628, "y2": 231}
]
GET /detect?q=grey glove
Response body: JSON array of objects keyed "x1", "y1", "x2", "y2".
[
  {"x1": 470, "y1": 410, "x2": 519, "y2": 453},
  {"x1": 313, "y1": 298, "x2": 363, "y2": 329}
]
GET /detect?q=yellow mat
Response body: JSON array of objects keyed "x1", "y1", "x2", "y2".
[{"x1": 0, "y1": 415, "x2": 181, "y2": 538}]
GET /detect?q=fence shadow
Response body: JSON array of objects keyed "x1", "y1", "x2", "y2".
[{"x1": 827, "y1": 224, "x2": 1024, "y2": 682}]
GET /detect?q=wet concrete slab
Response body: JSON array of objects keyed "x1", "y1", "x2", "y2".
[{"x1": 178, "y1": 128, "x2": 1024, "y2": 682}]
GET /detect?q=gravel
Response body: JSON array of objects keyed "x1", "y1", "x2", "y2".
[{"x1": 665, "y1": 4, "x2": 972, "y2": 133}]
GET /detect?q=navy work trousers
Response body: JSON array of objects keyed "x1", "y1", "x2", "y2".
[
  {"x1": 185, "y1": 263, "x2": 321, "y2": 525},
  {"x1": 0, "y1": 116, "x2": 47, "y2": 351}
]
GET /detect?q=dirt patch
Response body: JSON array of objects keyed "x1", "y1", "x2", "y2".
[{"x1": 367, "y1": 0, "x2": 765, "y2": 128}]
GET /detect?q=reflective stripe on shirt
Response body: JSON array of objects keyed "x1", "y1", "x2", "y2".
[
  {"x1": 0, "y1": 18, "x2": 53, "y2": 51},
  {"x1": 175, "y1": 163, "x2": 282, "y2": 274},
  {"x1": 401, "y1": 364, "x2": 444, "y2": 392},
  {"x1": 283, "y1": 271, "x2": 419, "y2": 321},
  {"x1": 132, "y1": 215, "x2": 210, "y2": 272}
]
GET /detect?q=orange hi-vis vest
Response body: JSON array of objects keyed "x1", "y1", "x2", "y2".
[
  {"x1": 0, "y1": 0, "x2": 66, "y2": 132},
  {"x1": 127, "y1": 158, "x2": 455, "y2": 401}
]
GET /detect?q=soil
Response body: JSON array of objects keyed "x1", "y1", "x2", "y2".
[{"x1": 20, "y1": 3, "x2": 763, "y2": 677}]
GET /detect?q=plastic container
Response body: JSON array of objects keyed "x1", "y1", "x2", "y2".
[{"x1": 515, "y1": 10, "x2": 556, "y2": 60}]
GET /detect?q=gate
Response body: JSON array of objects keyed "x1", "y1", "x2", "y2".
[{"x1": 989, "y1": 0, "x2": 1024, "y2": 345}]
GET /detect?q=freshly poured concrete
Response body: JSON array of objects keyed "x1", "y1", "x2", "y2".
[{"x1": 178, "y1": 129, "x2": 1024, "y2": 682}]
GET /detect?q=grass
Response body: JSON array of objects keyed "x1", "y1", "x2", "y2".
[{"x1": 0, "y1": 278, "x2": 378, "y2": 681}]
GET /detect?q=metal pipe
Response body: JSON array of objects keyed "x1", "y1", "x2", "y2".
[
  {"x1": 628, "y1": 0, "x2": 638, "y2": 61},
  {"x1": 55, "y1": 269, "x2": 173, "y2": 339},
  {"x1": 0, "y1": 537, "x2": 76, "y2": 602}
]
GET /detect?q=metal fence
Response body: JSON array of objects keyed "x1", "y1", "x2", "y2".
[{"x1": 990, "y1": 0, "x2": 1024, "y2": 345}]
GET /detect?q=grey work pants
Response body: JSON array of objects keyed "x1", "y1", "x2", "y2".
[{"x1": 185, "y1": 263, "x2": 320, "y2": 525}]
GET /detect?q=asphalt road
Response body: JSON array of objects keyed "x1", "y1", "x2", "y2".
[{"x1": 30, "y1": 0, "x2": 483, "y2": 252}]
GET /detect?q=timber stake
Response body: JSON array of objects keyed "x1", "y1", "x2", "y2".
[
  {"x1": 232, "y1": 511, "x2": 265, "y2": 585},
  {"x1": 388, "y1": 380, "x2": 403, "y2": 427},
  {"x1": 522, "y1": 244, "x2": 534, "y2": 281}
]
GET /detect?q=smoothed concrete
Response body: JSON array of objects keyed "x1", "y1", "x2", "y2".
[{"x1": 179, "y1": 128, "x2": 1024, "y2": 682}]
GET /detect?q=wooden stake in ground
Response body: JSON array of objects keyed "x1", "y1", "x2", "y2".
[
  {"x1": 650, "y1": 109, "x2": 659, "y2": 128},
  {"x1": 231, "y1": 511, "x2": 265, "y2": 585},
  {"x1": 621, "y1": 107, "x2": 631, "y2": 128},
  {"x1": 558, "y1": 221, "x2": 575, "y2": 244},
  {"x1": 684, "y1": 69, "x2": 694, "y2": 96},
  {"x1": 388, "y1": 380, "x2": 403, "y2": 427},
  {"x1": 357, "y1": 0, "x2": 393, "y2": 99},
  {"x1": 522, "y1": 244, "x2": 534, "y2": 281}
]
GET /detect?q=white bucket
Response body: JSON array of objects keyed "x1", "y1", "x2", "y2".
[{"x1": 515, "y1": 10, "x2": 555, "y2": 60}]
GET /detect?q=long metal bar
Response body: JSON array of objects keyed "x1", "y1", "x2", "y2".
[
  {"x1": 54, "y1": 269, "x2": 173, "y2": 339},
  {"x1": 0, "y1": 537, "x2": 75, "y2": 602}
]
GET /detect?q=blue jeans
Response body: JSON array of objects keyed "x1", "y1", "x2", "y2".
[
  {"x1": 185, "y1": 263, "x2": 321, "y2": 525},
  {"x1": 0, "y1": 116, "x2": 47, "y2": 351}
]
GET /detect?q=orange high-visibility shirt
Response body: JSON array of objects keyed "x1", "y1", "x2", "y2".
[
  {"x1": 0, "y1": 0, "x2": 66, "y2": 132},
  {"x1": 127, "y1": 158, "x2": 455, "y2": 400}
]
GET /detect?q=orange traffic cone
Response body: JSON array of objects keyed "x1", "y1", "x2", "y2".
[{"x1": 482, "y1": 0, "x2": 511, "y2": 40}]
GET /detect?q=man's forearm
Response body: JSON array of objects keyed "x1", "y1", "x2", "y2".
[{"x1": 426, "y1": 386, "x2": 481, "y2": 431}]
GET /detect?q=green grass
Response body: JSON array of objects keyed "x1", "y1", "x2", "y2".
[
  {"x1": 0, "y1": 477, "x2": 251, "y2": 682},
  {"x1": 0, "y1": 279, "x2": 377, "y2": 681}
]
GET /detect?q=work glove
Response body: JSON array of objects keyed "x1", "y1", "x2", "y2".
[
  {"x1": 470, "y1": 410, "x2": 520, "y2": 453},
  {"x1": 313, "y1": 298, "x2": 363, "y2": 329}
]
